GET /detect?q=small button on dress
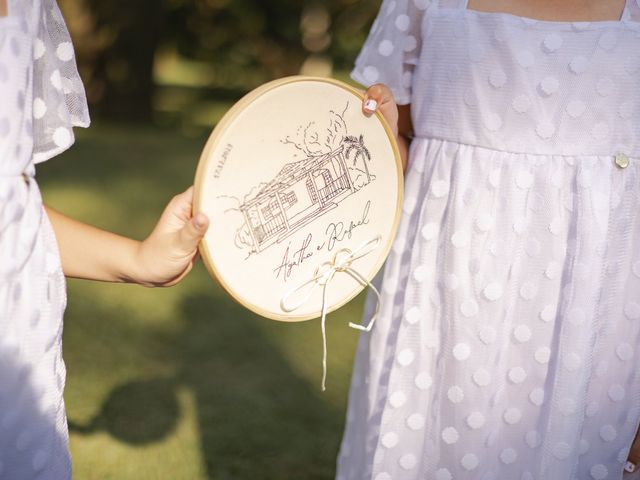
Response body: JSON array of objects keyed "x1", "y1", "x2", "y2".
[
  {"x1": 615, "y1": 152, "x2": 630, "y2": 168},
  {"x1": 338, "y1": 0, "x2": 640, "y2": 479}
]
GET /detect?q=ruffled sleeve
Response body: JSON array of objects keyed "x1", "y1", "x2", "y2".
[
  {"x1": 31, "y1": 0, "x2": 89, "y2": 163},
  {"x1": 351, "y1": 0, "x2": 432, "y2": 105}
]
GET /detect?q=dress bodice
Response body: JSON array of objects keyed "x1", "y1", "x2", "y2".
[{"x1": 353, "y1": 0, "x2": 640, "y2": 156}]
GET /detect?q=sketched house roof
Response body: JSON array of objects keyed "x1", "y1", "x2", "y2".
[{"x1": 241, "y1": 146, "x2": 344, "y2": 208}]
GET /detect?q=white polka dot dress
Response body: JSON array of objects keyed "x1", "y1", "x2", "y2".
[
  {"x1": 0, "y1": 1, "x2": 88, "y2": 478},
  {"x1": 338, "y1": 0, "x2": 640, "y2": 479}
]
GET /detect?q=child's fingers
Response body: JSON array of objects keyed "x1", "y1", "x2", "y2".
[
  {"x1": 167, "y1": 186, "x2": 195, "y2": 221},
  {"x1": 362, "y1": 83, "x2": 400, "y2": 137},
  {"x1": 176, "y1": 212, "x2": 209, "y2": 254},
  {"x1": 363, "y1": 83, "x2": 395, "y2": 116},
  {"x1": 626, "y1": 430, "x2": 640, "y2": 474}
]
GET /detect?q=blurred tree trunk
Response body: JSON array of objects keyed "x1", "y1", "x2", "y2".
[
  {"x1": 62, "y1": 0, "x2": 165, "y2": 121},
  {"x1": 60, "y1": 0, "x2": 380, "y2": 123}
]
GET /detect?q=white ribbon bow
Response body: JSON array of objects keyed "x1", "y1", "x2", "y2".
[{"x1": 280, "y1": 236, "x2": 382, "y2": 391}]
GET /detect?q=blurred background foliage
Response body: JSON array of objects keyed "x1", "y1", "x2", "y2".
[
  {"x1": 59, "y1": 0, "x2": 379, "y2": 124},
  {"x1": 41, "y1": 1, "x2": 383, "y2": 478}
]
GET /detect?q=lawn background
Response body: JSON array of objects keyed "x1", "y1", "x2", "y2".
[
  {"x1": 37, "y1": 1, "x2": 381, "y2": 476},
  {"x1": 38, "y1": 122, "x2": 367, "y2": 479}
]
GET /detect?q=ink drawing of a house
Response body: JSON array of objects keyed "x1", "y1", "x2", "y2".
[{"x1": 240, "y1": 146, "x2": 357, "y2": 253}]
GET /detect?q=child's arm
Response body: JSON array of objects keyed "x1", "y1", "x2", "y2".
[
  {"x1": 362, "y1": 84, "x2": 412, "y2": 171},
  {"x1": 627, "y1": 429, "x2": 640, "y2": 474},
  {"x1": 46, "y1": 187, "x2": 209, "y2": 287}
]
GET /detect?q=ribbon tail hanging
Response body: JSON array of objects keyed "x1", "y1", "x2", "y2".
[
  {"x1": 344, "y1": 266, "x2": 381, "y2": 333},
  {"x1": 319, "y1": 273, "x2": 332, "y2": 391},
  {"x1": 279, "y1": 236, "x2": 383, "y2": 391}
]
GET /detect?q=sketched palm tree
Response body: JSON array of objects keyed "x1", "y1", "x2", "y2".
[{"x1": 343, "y1": 134, "x2": 372, "y2": 184}]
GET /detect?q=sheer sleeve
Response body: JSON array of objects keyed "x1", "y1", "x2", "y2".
[
  {"x1": 30, "y1": 0, "x2": 90, "y2": 163},
  {"x1": 351, "y1": 0, "x2": 432, "y2": 105}
]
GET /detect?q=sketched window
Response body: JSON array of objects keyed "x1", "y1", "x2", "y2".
[
  {"x1": 261, "y1": 205, "x2": 273, "y2": 220},
  {"x1": 306, "y1": 178, "x2": 318, "y2": 203},
  {"x1": 261, "y1": 200, "x2": 277, "y2": 219},
  {"x1": 285, "y1": 191, "x2": 297, "y2": 205}
]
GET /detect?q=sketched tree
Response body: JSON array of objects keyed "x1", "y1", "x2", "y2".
[{"x1": 344, "y1": 134, "x2": 372, "y2": 184}]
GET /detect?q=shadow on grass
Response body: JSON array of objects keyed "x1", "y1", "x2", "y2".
[
  {"x1": 41, "y1": 124, "x2": 354, "y2": 479},
  {"x1": 67, "y1": 377, "x2": 179, "y2": 445},
  {"x1": 68, "y1": 293, "x2": 343, "y2": 480}
]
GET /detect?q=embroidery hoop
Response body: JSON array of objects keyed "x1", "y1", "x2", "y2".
[{"x1": 194, "y1": 76, "x2": 403, "y2": 321}]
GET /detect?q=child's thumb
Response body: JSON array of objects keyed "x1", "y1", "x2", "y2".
[{"x1": 177, "y1": 213, "x2": 209, "y2": 252}]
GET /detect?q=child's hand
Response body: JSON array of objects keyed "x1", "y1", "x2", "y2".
[
  {"x1": 625, "y1": 428, "x2": 640, "y2": 475},
  {"x1": 362, "y1": 83, "x2": 410, "y2": 171},
  {"x1": 362, "y1": 83, "x2": 399, "y2": 138},
  {"x1": 136, "y1": 186, "x2": 209, "y2": 287}
]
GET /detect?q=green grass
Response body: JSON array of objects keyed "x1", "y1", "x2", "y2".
[{"x1": 38, "y1": 122, "x2": 365, "y2": 479}]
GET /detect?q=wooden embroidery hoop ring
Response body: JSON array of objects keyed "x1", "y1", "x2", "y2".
[{"x1": 193, "y1": 75, "x2": 403, "y2": 322}]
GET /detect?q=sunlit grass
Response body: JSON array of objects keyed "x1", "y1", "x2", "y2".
[
  {"x1": 151, "y1": 60, "x2": 362, "y2": 134},
  {"x1": 38, "y1": 122, "x2": 363, "y2": 479}
]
